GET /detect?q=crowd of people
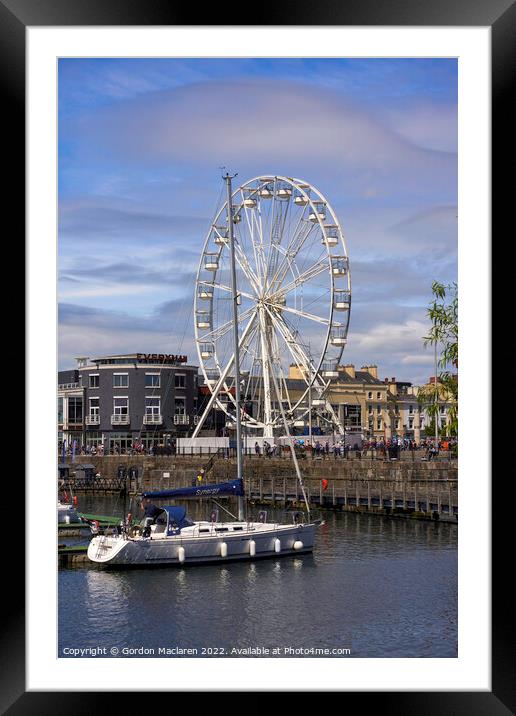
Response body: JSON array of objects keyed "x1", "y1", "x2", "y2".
[{"x1": 59, "y1": 436, "x2": 457, "y2": 460}]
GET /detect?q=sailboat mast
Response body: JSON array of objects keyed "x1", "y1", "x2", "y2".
[{"x1": 225, "y1": 172, "x2": 245, "y2": 521}]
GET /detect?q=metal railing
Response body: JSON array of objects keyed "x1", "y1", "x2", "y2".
[
  {"x1": 143, "y1": 414, "x2": 163, "y2": 425},
  {"x1": 85, "y1": 415, "x2": 100, "y2": 425},
  {"x1": 111, "y1": 414, "x2": 130, "y2": 425},
  {"x1": 173, "y1": 414, "x2": 190, "y2": 425}
]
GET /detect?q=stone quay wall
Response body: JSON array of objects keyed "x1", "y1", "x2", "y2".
[{"x1": 64, "y1": 454, "x2": 457, "y2": 490}]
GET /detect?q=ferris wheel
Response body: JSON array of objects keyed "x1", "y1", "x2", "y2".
[{"x1": 192, "y1": 175, "x2": 351, "y2": 438}]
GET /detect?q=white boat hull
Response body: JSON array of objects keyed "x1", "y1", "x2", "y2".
[
  {"x1": 58, "y1": 502, "x2": 79, "y2": 524},
  {"x1": 87, "y1": 521, "x2": 317, "y2": 567}
]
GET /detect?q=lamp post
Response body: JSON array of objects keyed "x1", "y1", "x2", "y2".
[{"x1": 343, "y1": 403, "x2": 348, "y2": 458}]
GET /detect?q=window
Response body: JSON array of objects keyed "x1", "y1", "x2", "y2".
[
  {"x1": 145, "y1": 397, "x2": 161, "y2": 416},
  {"x1": 409, "y1": 405, "x2": 414, "y2": 414},
  {"x1": 109, "y1": 432, "x2": 132, "y2": 453},
  {"x1": 440, "y1": 406, "x2": 446, "y2": 414},
  {"x1": 175, "y1": 374, "x2": 186, "y2": 389},
  {"x1": 395, "y1": 418, "x2": 400, "y2": 430},
  {"x1": 113, "y1": 373, "x2": 128, "y2": 388},
  {"x1": 89, "y1": 398, "x2": 99, "y2": 416},
  {"x1": 376, "y1": 418, "x2": 382, "y2": 430},
  {"x1": 113, "y1": 398, "x2": 128, "y2": 415},
  {"x1": 368, "y1": 405, "x2": 373, "y2": 415},
  {"x1": 89, "y1": 374, "x2": 99, "y2": 388},
  {"x1": 145, "y1": 374, "x2": 160, "y2": 388},
  {"x1": 368, "y1": 392, "x2": 372, "y2": 399},
  {"x1": 376, "y1": 404, "x2": 381, "y2": 414},
  {"x1": 408, "y1": 417, "x2": 414, "y2": 429},
  {"x1": 68, "y1": 397, "x2": 83, "y2": 423},
  {"x1": 57, "y1": 397, "x2": 64, "y2": 424},
  {"x1": 376, "y1": 392, "x2": 381, "y2": 400},
  {"x1": 175, "y1": 398, "x2": 186, "y2": 415}
]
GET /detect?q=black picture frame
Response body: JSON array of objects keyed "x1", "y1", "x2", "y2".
[{"x1": 6, "y1": 0, "x2": 508, "y2": 711}]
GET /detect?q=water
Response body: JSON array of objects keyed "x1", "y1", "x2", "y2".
[{"x1": 59, "y1": 495, "x2": 457, "y2": 658}]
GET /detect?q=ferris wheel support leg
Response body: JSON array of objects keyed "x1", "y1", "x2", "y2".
[
  {"x1": 268, "y1": 354, "x2": 310, "y2": 518},
  {"x1": 258, "y1": 305, "x2": 274, "y2": 438},
  {"x1": 193, "y1": 313, "x2": 257, "y2": 438}
]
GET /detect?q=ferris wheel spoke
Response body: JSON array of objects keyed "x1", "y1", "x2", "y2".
[
  {"x1": 241, "y1": 205, "x2": 262, "y2": 289},
  {"x1": 199, "y1": 280, "x2": 256, "y2": 303},
  {"x1": 233, "y1": 241, "x2": 262, "y2": 296},
  {"x1": 269, "y1": 217, "x2": 315, "y2": 290},
  {"x1": 265, "y1": 200, "x2": 290, "y2": 289},
  {"x1": 202, "y1": 305, "x2": 256, "y2": 342},
  {"x1": 274, "y1": 260, "x2": 328, "y2": 296},
  {"x1": 265, "y1": 307, "x2": 328, "y2": 395},
  {"x1": 268, "y1": 303, "x2": 330, "y2": 326}
]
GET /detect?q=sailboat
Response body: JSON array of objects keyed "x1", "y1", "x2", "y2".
[{"x1": 87, "y1": 173, "x2": 320, "y2": 567}]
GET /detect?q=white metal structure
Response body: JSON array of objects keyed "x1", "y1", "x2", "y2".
[{"x1": 193, "y1": 175, "x2": 351, "y2": 437}]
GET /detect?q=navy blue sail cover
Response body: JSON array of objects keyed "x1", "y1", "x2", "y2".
[
  {"x1": 143, "y1": 478, "x2": 245, "y2": 500},
  {"x1": 162, "y1": 506, "x2": 192, "y2": 528}
]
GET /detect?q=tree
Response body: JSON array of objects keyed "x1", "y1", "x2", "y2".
[{"x1": 418, "y1": 281, "x2": 458, "y2": 435}]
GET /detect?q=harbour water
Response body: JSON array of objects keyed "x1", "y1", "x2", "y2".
[{"x1": 59, "y1": 495, "x2": 457, "y2": 658}]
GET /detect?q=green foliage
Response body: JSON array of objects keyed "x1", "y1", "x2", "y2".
[{"x1": 418, "y1": 282, "x2": 458, "y2": 434}]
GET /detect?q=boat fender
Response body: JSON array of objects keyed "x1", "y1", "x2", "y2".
[
  {"x1": 177, "y1": 546, "x2": 185, "y2": 563},
  {"x1": 73, "y1": 495, "x2": 78, "y2": 506},
  {"x1": 220, "y1": 542, "x2": 228, "y2": 558},
  {"x1": 274, "y1": 538, "x2": 281, "y2": 553},
  {"x1": 249, "y1": 540, "x2": 256, "y2": 557},
  {"x1": 293, "y1": 540, "x2": 304, "y2": 551}
]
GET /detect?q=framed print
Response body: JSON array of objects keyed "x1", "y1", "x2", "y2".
[{"x1": 4, "y1": 0, "x2": 510, "y2": 710}]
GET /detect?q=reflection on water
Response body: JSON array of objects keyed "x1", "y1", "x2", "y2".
[{"x1": 59, "y1": 497, "x2": 457, "y2": 658}]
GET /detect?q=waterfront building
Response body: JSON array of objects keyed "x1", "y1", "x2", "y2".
[
  {"x1": 58, "y1": 354, "x2": 199, "y2": 452},
  {"x1": 415, "y1": 375, "x2": 456, "y2": 438},
  {"x1": 58, "y1": 355, "x2": 453, "y2": 449},
  {"x1": 284, "y1": 364, "x2": 391, "y2": 441}
]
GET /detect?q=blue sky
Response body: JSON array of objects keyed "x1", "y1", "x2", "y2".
[{"x1": 58, "y1": 58, "x2": 457, "y2": 384}]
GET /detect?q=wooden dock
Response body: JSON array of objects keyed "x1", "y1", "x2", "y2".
[{"x1": 246, "y1": 476, "x2": 458, "y2": 522}]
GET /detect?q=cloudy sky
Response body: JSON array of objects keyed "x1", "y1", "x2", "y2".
[{"x1": 58, "y1": 58, "x2": 457, "y2": 384}]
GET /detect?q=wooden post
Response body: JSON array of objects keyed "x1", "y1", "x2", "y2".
[{"x1": 332, "y1": 480, "x2": 336, "y2": 507}]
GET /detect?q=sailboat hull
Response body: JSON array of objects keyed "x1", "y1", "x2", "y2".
[{"x1": 87, "y1": 522, "x2": 317, "y2": 567}]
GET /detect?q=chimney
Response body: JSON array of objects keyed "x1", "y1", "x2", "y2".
[
  {"x1": 361, "y1": 365, "x2": 378, "y2": 379},
  {"x1": 342, "y1": 364, "x2": 355, "y2": 379},
  {"x1": 289, "y1": 364, "x2": 304, "y2": 380}
]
